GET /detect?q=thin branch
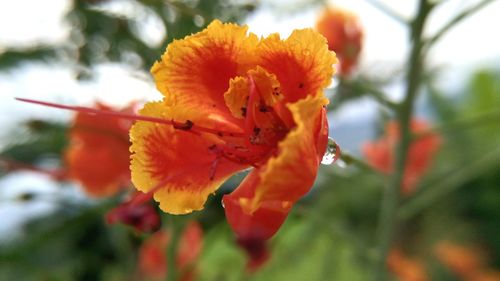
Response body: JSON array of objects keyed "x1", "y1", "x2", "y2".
[
  {"x1": 372, "y1": 0, "x2": 433, "y2": 280},
  {"x1": 413, "y1": 109, "x2": 500, "y2": 140},
  {"x1": 365, "y1": 0, "x2": 408, "y2": 24},
  {"x1": 398, "y1": 145, "x2": 500, "y2": 220},
  {"x1": 340, "y1": 151, "x2": 381, "y2": 174},
  {"x1": 338, "y1": 79, "x2": 399, "y2": 110},
  {"x1": 426, "y1": 0, "x2": 496, "y2": 46}
]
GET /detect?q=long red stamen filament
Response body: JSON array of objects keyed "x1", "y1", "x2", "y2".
[{"x1": 16, "y1": 98, "x2": 245, "y2": 137}]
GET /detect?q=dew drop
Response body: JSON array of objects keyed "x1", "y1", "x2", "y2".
[{"x1": 321, "y1": 137, "x2": 340, "y2": 165}]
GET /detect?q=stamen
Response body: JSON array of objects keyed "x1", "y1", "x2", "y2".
[
  {"x1": 245, "y1": 75, "x2": 259, "y2": 138},
  {"x1": 209, "y1": 156, "x2": 220, "y2": 181},
  {"x1": 15, "y1": 98, "x2": 245, "y2": 137}
]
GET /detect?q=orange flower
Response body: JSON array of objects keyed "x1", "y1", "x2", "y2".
[
  {"x1": 316, "y1": 6, "x2": 363, "y2": 76},
  {"x1": 469, "y1": 271, "x2": 500, "y2": 281},
  {"x1": 362, "y1": 119, "x2": 441, "y2": 195},
  {"x1": 105, "y1": 195, "x2": 161, "y2": 233},
  {"x1": 65, "y1": 102, "x2": 133, "y2": 197},
  {"x1": 387, "y1": 249, "x2": 429, "y2": 281},
  {"x1": 138, "y1": 222, "x2": 203, "y2": 281},
  {"x1": 130, "y1": 20, "x2": 336, "y2": 241},
  {"x1": 434, "y1": 241, "x2": 486, "y2": 280}
]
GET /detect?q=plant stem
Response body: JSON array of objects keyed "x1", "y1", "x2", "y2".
[
  {"x1": 371, "y1": 1, "x2": 433, "y2": 280},
  {"x1": 166, "y1": 217, "x2": 181, "y2": 281},
  {"x1": 365, "y1": 0, "x2": 408, "y2": 24},
  {"x1": 340, "y1": 151, "x2": 381, "y2": 174},
  {"x1": 413, "y1": 109, "x2": 500, "y2": 140},
  {"x1": 398, "y1": 145, "x2": 500, "y2": 220}
]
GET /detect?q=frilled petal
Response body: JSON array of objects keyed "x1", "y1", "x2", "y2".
[
  {"x1": 130, "y1": 101, "x2": 247, "y2": 214},
  {"x1": 151, "y1": 20, "x2": 258, "y2": 123},
  {"x1": 257, "y1": 29, "x2": 337, "y2": 103},
  {"x1": 248, "y1": 94, "x2": 329, "y2": 210},
  {"x1": 223, "y1": 94, "x2": 328, "y2": 217}
]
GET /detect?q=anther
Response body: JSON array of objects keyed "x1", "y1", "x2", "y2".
[{"x1": 173, "y1": 119, "x2": 194, "y2": 131}]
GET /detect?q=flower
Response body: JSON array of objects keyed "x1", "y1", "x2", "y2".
[
  {"x1": 387, "y1": 249, "x2": 429, "y2": 281},
  {"x1": 138, "y1": 222, "x2": 203, "y2": 281},
  {"x1": 105, "y1": 194, "x2": 161, "y2": 233},
  {"x1": 65, "y1": 102, "x2": 133, "y2": 197},
  {"x1": 316, "y1": 6, "x2": 363, "y2": 76},
  {"x1": 362, "y1": 119, "x2": 442, "y2": 195},
  {"x1": 130, "y1": 20, "x2": 336, "y2": 241},
  {"x1": 433, "y1": 241, "x2": 500, "y2": 281}
]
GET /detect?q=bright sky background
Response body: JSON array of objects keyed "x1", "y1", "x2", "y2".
[{"x1": 0, "y1": 0, "x2": 499, "y2": 239}]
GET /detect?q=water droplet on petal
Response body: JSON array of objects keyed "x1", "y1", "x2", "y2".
[
  {"x1": 321, "y1": 137, "x2": 340, "y2": 165},
  {"x1": 221, "y1": 199, "x2": 225, "y2": 208}
]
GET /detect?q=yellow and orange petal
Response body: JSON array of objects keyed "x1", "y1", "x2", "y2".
[
  {"x1": 130, "y1": 101, "x2": 247, "y2": 214},
  {"x1": 151, "y1": 20, "x2": 258, "y2": 124},
  {"x1": 316, "y1": 6, "x2": 363, "y2": 76},
  {"x1": 248, "y1": 94, "x2": 329, "y2": 211},
  {"x1": 257, "y1": 29, "x2": 337, "y2": 104}
]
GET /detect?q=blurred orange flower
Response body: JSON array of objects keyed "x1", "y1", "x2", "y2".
[
  {"x1": 362, "y1": 119, "x2": 442, "y2": 195},
  {"x1": 139, "y1": 221, "x2": 203, "y2": 281},
  {"x1": 316, "y1": 6, "x2": 363, "y2": 76},
  {"x1": 387, "y1": 249, "x2": 429, "y2": 281},
  {"x1": 130, "y1": 20, "x2": 336, "y2": 241},
  {"x1": 106, "y1": 195, "x2": 161, "y2": 233},
  {"x1": 66, "y1": 102, "x2": 133, "y2": 197},
  {"x1": 434, "y1": 241, "x2": 500, "y2": 281}
]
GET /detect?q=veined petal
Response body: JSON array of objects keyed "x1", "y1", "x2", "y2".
[
  {"x1": 130, "y1": 101, "x2": 247, "y2": 214},
  {"x1": 246, "y1": 94, "x2": 328, "y2": 212},
  {"x1": 257, "y1": 29, "x2": 337, "y2": 103},
  {"x1": 151, "y1": 20, "x2": 258, "y2": 122}
]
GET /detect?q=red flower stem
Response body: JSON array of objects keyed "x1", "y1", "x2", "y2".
[
  {"x1": 372, "y1": 1, "x2": 433, "y2": 280},
  {"x1": 15, "y1": 98, "x2": 245, "y2": 138}
]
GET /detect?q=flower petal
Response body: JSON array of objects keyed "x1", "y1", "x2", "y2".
[
  {"x1": 257, "y1": 29, "x2": 337, "y2": 103},
  {"x1": 130, "y1": 101, "x2": 247, "y2": 214},
  {"x1": 224, "y1": 67, "x2": 282, "y2": 119},
  {"x1": 151, "y1": 20, "x2": 258, "y2": 122},
  {"x1": 223, "y1": 170, "x2": 291, "y2": 240},
  {"x1": 228, "y1": 94, "x2": 328, "y2": 214}
]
